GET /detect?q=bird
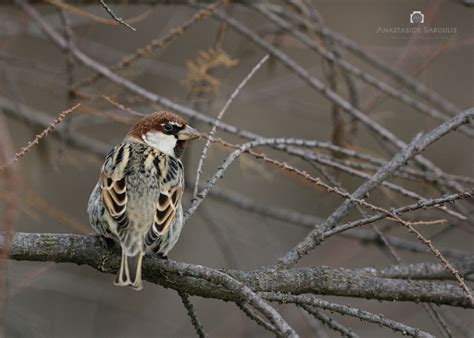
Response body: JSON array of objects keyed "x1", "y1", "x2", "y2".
[{"x1": 87, "y1": 111, "x2": 200, "y2": 290}]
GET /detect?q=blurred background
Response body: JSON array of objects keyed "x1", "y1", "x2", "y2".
[{"x1": 0, "y1": 0, "x2": 473, "y2": 337}]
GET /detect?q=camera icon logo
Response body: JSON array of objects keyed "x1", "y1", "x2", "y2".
[{"x1": 410, "y1": 11, "x2": 424, "y2": 24}]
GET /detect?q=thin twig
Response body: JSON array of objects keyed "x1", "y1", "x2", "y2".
[
  {"x1": 99, "y1": 0, "x2": 136, "y2": 31},
  {"x1": 192, "y1": 54, "x2": 269, "y2": 199},
  {"x1": 45, "y1": 0, "x2": 151, "y2": 27},
  {"x1": 262, "y1": 292, "x2": 434, "y2": 338},
  {"x1": 325, "y1": 190, "x2": 473, "y2": 238},
  {"x1": 102, "y1": 95, "x2": 144, "y2": 117},
  {"x1": 424, "y1": 304, "x2": 454, "y2": 338},
  {"x1": 74, "y1": 1, "x2": 223, "y2": 89},
  {"x1": 209, "y1": 8, "x2": 467, "y2": 192},
  {"x1": 178, "y1": 291, "x2": 208, "y2": 338},
  {"x1": 0, "y1": 103, "x2": 82, "y2": 171},
  {"x1": 278, "y1": 108, "x2": 473, "y2": 268},
  {"x1": 255, "y1": 4, "x2": 474, "y2": 138},
  {"x1": 299, "y1": 304, "x2": 359, "y2": 338},
  {"x1": 210, "y1": 136, "x2": 467, "y2": 221},
  {"x1": 237, "y1": 302, "x2": 279, "y2": 335},
  {"x1": 57, "y1": 8, "x2": 76, "y2": 158},
  {"x1": 268, "y1": 3, "x2": 460, "y2": 116}
]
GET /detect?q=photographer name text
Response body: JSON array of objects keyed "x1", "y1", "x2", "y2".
[{"x1": 376, "y1": 26, "x2": 457, "y2": 34}]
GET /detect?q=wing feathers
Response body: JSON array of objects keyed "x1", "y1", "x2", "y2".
[
  {"x1": 101, "y1": 145, "x2": 130, "y2": 227},
  {"x1": 151, "y1": 186, "x2": 182, "y2": 236}
]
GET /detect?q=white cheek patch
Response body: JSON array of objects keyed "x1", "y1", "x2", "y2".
[{"x1": 143, "y1": 132, "x2": 177, "y2": 156}]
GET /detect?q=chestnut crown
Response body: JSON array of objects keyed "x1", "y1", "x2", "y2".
[{"x1": 127, "y1": 111, "x2": 200, "y2": 157}]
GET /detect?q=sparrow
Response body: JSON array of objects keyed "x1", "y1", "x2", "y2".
[{"x1": 87, "y1": 111, "x2": 200, "y2": 290}]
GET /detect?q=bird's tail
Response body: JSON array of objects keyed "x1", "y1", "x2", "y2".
[{"x1": 114, "y1": 251, "x2": 144, "y2": 291}]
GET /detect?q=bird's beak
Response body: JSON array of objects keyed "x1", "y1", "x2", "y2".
[{"x1": 177, "y1": 125, "x2": 201, "y2": 140}]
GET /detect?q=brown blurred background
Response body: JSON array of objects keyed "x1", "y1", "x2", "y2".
[{"x1": 0, "y1": 0, "x2": 473, "y2": 337}]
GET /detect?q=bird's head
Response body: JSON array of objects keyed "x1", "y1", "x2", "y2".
[{"x1": 127, "y1": 111, "x2": 200, "y2": 157}]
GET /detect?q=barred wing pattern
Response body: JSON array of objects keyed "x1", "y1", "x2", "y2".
[
  {"x1": 145, "y1": 156, "x2": 183, "y2": 248},
  {"x1": 100, "y1": 144, "x2": 131, "y2": 231}
]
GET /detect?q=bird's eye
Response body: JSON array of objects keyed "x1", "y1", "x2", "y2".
[{"x1": 163, "y1": 123, "x2": 173, "y2": 132}]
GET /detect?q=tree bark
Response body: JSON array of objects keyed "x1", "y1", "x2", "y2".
[{"x1": 2, "y1": 232, "x2": 472, "y2": 308}]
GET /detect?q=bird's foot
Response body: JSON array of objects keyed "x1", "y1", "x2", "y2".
[
  {"x1": 96, "y1": 234, "x2": 116, "y2": 251},
  {"x1": 156, "y1": 252, "x2": 168, "y2": 260}
]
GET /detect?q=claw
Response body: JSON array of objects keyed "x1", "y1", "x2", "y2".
[
  {"x1": 96, "y1": 234, "x2": 116, "y2": 250},
  {"x1": 156, "y1": 252, "x2": 168, "y2": 260}
]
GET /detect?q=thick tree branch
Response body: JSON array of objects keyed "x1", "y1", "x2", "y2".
[
  {"x1": 2, "y1": 232, "x2": 472, "y2": 308},
  {"x1": 356, "y1": 257, "x2": 474, "y2": 281}
]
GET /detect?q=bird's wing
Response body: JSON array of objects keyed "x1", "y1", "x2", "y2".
[
  {"x1": 100, "y1": 143, "x2": 131, "y2": 229},
  {"x1": 146, "y1": 158, "x2": 183, "y2": 246},
  {"x1": 154, "y1": 184, "x2": 182, "y2": 233}
]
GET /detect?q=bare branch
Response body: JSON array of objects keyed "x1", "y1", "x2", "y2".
[
  {"x1": 208, "y1": 7, "x2": 467, "y2": 192},
  {"x1": 254, "y1": 4, "x2": 474, "y2": 138},
  {"x1": 358, "y1": 256, "x2": 474, "y2": 281},
  {"x1": 178, "y1": 291, "x2": 208, "y2": 338},
  {"x1": 0, "y1": 103, "x2": 81, "y2": 171},
  {"x1": 278, "y1": 108, "x2": 473, "y2": 268},
  {"x1": 325, "y1": 190, "x2": 473, "y2": 238},
  {"x1": 99, "y1": 0, "x2": 136, "y2": 31},
  {"x1": 262, "y1": 292, "x2": 434, "y2": 338},
  {"x1": 2, "y1": 232, "x2": 472, "y2": 307},
  {"x1": 299, "y1": 304, "x2": 358, "y2": 338},
  {"x1": 237, "y1": 302, "x2": 279, "y2": 335},
  {"x1": 192, "y1": 54, "x2": 269, "y2": 199},
  {"x1": 74, "y1": 1, "x2": 222, "y2": 89}
]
